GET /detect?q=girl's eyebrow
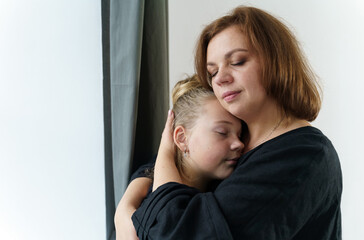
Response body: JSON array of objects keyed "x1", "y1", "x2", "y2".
[
  {"x1": 207, "y1": 48, "x2": 248, "y2": 66},
  {"x1": 214, "y1": 120, "x2": 233, "y2": 125}
]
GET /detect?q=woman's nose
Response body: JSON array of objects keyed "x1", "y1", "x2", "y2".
[{"x1": 213, "y1": 67, "x2": 233, "y2": 86}]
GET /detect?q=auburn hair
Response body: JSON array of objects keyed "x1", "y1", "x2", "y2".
[{"x1": 195, "y1": 6, "x2": 322, "y2": 121}]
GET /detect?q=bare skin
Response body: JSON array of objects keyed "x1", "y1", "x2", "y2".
[{"x1": 114, "y1": 177, "x2": 151, "y2": 240}]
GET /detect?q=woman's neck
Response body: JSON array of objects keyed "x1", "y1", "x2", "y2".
[
  {"x1": 242, "y1": 103, "x2": 310, "y2": 153},
  {"x1": 244, "y1": 117, "x2": 310, "y2": 153}
]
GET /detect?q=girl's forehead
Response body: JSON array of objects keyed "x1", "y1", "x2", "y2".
[{"x1": 200, "y1": 99, "x2": 241, "y2": 125}]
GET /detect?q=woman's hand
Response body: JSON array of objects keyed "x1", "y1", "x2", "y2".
[
  {"x1": 158, "y1": 110, "x2": 176, "y2": 157},
  {"x1": 153, "y1": 110, "x2": 182, "y2": 191},
  {"x1": 115, "y1": 177, "x2": 152, "y2": 240}
]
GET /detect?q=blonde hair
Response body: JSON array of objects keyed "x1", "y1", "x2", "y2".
[
  {"x1": 172, "y1": 74, "x2": 215, "y2": 173},
  {"x1": 144, "y1": 75, "x2": 215, "y2": 179},
  {"x1": 195, "y1": 6, "x2": 322, "y2": 121}
]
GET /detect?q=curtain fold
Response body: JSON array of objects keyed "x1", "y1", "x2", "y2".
[
  {"x1": 131, "y1": 0, "x2": 169, "y2": 176},
  {"x1": 102, "y1": 0, "x2": 169, "y2": 239}
]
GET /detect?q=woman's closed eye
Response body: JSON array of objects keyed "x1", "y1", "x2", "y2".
[
  {"x1": 231, "y1": 60, "x2": 245, "y2": 66},
  {"x1": 208, "y1": 61, "x2": 245, "y2": 78},
  {"x1": 209, "y1": 70, "x2": 218, "y2": 79}
]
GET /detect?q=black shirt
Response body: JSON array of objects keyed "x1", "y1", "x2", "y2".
[{"x1": 132, "y1": 127, "x2": 342, "y2": 239}]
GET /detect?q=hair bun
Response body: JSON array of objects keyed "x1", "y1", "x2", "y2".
[{"x1": 172, "y1": 75, "x2": 203, "y2": 105}]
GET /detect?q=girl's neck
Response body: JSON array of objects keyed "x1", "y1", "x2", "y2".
[
  {"x1": 180, "y1": 165, "x2": 210, "y2": 192},
  {"x1": 182, "y1": 175, "x2": 209, "y2": 192}
]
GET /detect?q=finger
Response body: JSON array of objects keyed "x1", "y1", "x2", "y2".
[
  {"x1": 167, "y1": 109, "x2": 174, "y2": 124},
  {"x1": 164, "y1": 109, "x2": 174, "y2": 133}
]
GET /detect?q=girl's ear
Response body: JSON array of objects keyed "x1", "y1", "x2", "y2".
[{"x1": 174, "y1": 126, "x2": 188, "y2": 151}]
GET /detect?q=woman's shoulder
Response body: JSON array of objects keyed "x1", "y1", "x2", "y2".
[
  {"x1": 238, "y1": 126, "x2": 340, "y2": 177},
  {"x1": 274, "y1": 125, "x2": 325, "y2": 141},
  {"x1": 237, "y1": 126, "x2": 341, "y2": 185},
  {"x1": 264, "y1": 126, "x2": 334, "y2": 154}
]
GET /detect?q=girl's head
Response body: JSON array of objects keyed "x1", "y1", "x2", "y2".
[
  {"x1": 195, "y1": 6, "x2": 321, "y2": 122},
  {"x1": 172, "y1": 75, "x2": 244, "y2": 185}
]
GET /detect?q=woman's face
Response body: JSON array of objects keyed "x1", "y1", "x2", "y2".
[
  {"x1": 206, "y1": 25, "x2": 267, "y2": 121},
  {"x1": 185, "y1": 98, "x2": 244, "y2": 180}
]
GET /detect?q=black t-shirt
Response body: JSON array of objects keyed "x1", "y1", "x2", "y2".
[{"x1": 132, "y1": 126, "x2": 342, "y2": 240}]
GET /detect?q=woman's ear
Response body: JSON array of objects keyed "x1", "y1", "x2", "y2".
[{"x1": 174, "y1": 126, "x2": 188, "y2": 151}]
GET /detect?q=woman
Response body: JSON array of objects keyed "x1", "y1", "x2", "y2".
[{"x1": 117, "y1": 6, "x2": 342, "y2": 239}]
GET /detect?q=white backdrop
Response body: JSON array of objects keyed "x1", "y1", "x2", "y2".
[
  {"x1": 169, "y1": 0, "x2": 364, "y2": 239},
  {"x1": 0, "y1": 1, "x2": 105, "y2": 239},
  {"x1": 1, "y1": 0, "x2": 362, "y2": 239}
]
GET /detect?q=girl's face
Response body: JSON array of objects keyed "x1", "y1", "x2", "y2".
[
  {"x1": 185, "y1": 98, "x2": 244, "y2": 180},
  {"x1": 206, "y1": 25, "x2": 267, "y2": 122}
]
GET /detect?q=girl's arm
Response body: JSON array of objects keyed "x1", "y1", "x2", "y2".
[
  {"x1": 153, "y1": 110, "x2": 182, "y2": 191},
  {"x1": 115, "y1": 177, "x2": 152, "y2": 240}
]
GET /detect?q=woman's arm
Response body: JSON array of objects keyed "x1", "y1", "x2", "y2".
[
  {"x1": 132, "y1": 128, "x2": 342, "y2": 239},
  {"x1": 153, "y1": 110, "x2": 182, "y2": 191},
  {"x1": 115, "y1": 177, "x2": 152, "y2": 240}
]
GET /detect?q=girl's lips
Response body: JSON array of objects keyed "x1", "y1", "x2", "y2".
[
  {"x1": 225, "y1": 157, "x2": 239, "y2": 165},
  {"x1": 226, "y1": 159, "x2": 238, "y2": 165},
  {"x1": 222, "y1": 91, "x2": 241, "y2": 102}
]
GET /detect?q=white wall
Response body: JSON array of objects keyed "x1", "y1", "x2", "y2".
[
  {"x1": 0, "y1": 1, "x2": 106, "y2": 239},
  {"x1": 169, "y1": 0, "x2": 364, "y2": 239}
]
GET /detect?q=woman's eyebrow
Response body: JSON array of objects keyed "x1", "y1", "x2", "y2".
[
  {"x1": 207, "y1": 48, "x2": 248, "y2": 66},
  {"x1": 225, "y1": 48, "x2": 248, "y2": 58}
]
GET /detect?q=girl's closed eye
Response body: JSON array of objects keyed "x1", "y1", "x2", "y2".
[{"x1": 214, "y1": 128, "x2": 228, "y2": 136}]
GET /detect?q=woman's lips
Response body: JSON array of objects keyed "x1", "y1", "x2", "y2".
[{"x1": 222, "y1": 91, "x2": 241, "y2": 102}]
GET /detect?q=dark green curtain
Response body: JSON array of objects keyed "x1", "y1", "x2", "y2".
[{"x1": 101, "y1": 0, "x2": 169, "y2": 239}]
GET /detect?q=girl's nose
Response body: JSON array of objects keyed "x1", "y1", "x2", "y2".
[{"x1": 231, "y1": 138, "x2": 244, "y2": 152}]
